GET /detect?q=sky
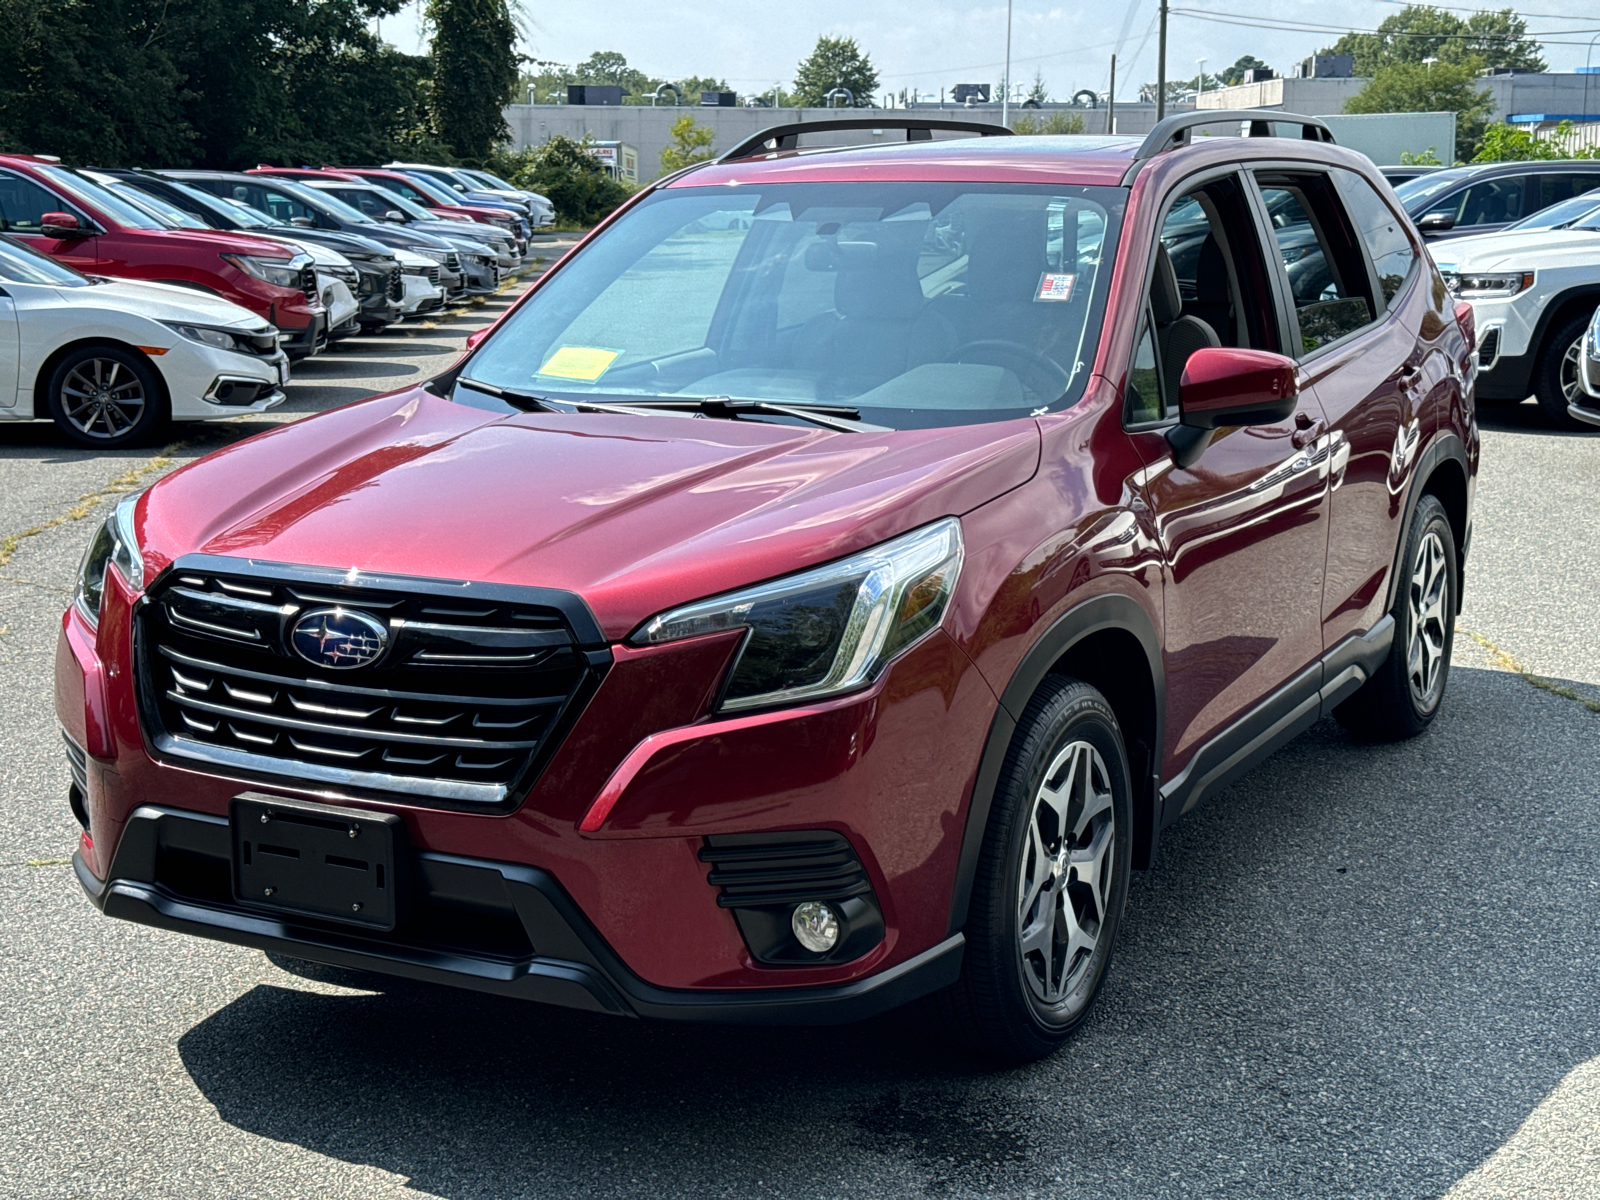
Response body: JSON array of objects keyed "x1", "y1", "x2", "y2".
[{"x1": 375, "y1": 0, "x2": 1600, "y2": 104}]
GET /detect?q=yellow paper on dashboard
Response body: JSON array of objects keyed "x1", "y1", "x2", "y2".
[{"x1": 538, "y1": 346, "x2": 621, "y2": 381}]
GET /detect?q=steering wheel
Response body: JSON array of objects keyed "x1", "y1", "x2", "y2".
[{"x1": 949, "y1": 339, "x2": 1072, "y2": 401}]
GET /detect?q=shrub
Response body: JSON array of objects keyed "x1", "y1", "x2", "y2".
[{"x1": 510, "y1": 135, "x2": 633, "y2": 226}]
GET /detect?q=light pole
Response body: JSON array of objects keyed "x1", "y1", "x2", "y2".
[
  {"x1": 1197, "y1": 57, "x2": 1206, "y2": 100},
  {"x1": 1003, "y1": 0, "x2": 1014, "y2": 126},
  {"x1": 1157, "y1": 0, "x2": 1169, "y2": 121},
  {"x1": 1585, "y1": 33, "x2": 1599, "y2": 123}
]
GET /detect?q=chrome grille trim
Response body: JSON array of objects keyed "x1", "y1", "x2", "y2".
[{"x1": 137, "y1": 557, "x2": 608, "y2": 808}]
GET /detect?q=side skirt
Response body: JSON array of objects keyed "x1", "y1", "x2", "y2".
[{"x1": 1159, "y1": 615, "x2": 1395, "y2": 827}]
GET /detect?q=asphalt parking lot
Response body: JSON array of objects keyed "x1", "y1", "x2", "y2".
[{"x1": 2, "y1": 303, "x2": 1598, "y2": 1198}]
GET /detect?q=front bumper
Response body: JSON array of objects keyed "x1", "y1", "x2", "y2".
[
  {"x1": 56, "y1": 563, "x2": 995, "y2": 1011},
  {"x1": 399, "y1": 273, "x2": 444, "y2": 315},
  {"x1": 74, "y1": 806, "x2": 963, "y2": 1024},
  {"x1": 278, "y1": 312, "x2": 326, "y2": 359},
  {"x1": 161, "y1": 340, "x2": 288, "y2": 421}
]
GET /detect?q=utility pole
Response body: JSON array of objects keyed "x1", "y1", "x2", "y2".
[
  {"x1": 1157, "y1": 0, "x2": 1169, "y2": 121},
  {"x1": 1108, "y1": 54, "x2": 1117, "y2": 135},
  {"x1": 1002, "y1": 0, "x2": 1014, "y2": 126}
]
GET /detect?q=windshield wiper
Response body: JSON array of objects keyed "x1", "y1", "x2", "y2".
[
  {"x1": 457, "y1": 377, "x2": 555, "y2": 412},
  {"x1": 571, "y1": 396, "x2": 882, "y2": 434}
]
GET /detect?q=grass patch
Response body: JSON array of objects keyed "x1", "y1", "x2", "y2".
[
  {"x1": 26, "y1": 858, "x2": 70, "y2": 868},
  {"x1": 1467, "y1": 630, "x2": 1600, "y2": 713},
  {"x1": 0, "y1": 442, "x2": 187, "y2": 567}
]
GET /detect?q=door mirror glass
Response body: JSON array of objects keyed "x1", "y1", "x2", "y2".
[{"x1": 1178, "y1": 346, "x2": 1299, "y2": 429}]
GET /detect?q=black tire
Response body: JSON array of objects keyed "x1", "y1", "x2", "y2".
[
  {"x1": 1533, "y1": 314, "x2": 1593, "y2": 430},
  {"x1": 45, "y1": 344, "x2": 168, "y2": 449},
  {"x1": 933, "y1": 677, "x2": 1132, "y2": 1064},
  {"x1": 1334, "y1": 494, "x2": 1457, "y2": 740}
]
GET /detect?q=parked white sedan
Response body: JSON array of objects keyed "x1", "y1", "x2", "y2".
[{"x1": 0, "y1": 234, "x2": 288, "y2": 447}]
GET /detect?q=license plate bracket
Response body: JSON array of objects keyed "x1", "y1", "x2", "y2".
[{"x1": 231, "y1": 793, "x2": 400, "y2": 930}]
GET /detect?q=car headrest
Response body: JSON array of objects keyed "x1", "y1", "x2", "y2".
[
  {"x1": 1151, "y1": 242, "x2": 1183, "y2": 324},
  {"x1": 1195, "y1": 235, "x2": 1230, "y2": 304}
]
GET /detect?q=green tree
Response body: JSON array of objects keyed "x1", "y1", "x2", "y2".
[
  {"x1": 792, "y1": 35, "x2": 879, "y2": 107},
  {"x1": 1399, "y1": 146, "x2": 1443, "y2": 165},
  {"x1": 1470, "y1": 121, "x2": 1600, "y2": 163},
  {"x1": 1025, "y1": 70, "x2": 1049, "y2": 106},
  {"x1": 1345, "y1": 58, "x2": 1494, "y2": 162},
  {"x1": 512, "y1": 135, "x2": 631, "y2": 225},
  {"x1": 1010, "y1": 111, "x2": 1086, "y2": 135},
  {"x1": 425, "y1": 0, "x2": 521, "y2": 163},
  {"x1": 1324, "y1": 5, "x2": 1544, "y2": 75},
  {"x1": 660, "y1": 114, "x2": 715, "y2": 171},
  {"x1": 1219, "y1": 55, "x2": 1271, "y2": 86}
]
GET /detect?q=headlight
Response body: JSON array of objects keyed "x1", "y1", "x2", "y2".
[
  {"x1": 75, "y1": 493, "x2": 145, "y2": 625},
  {"x1": 632, "y1": 519, "x2": 963, "y2": 712},
  {"x1": 417, "y1": 247, "x2": 451, "y2": 264},
  {"x1": 163, "y1": 322, "x2": 243, "y2": 352},
  {"x1": 1451, "y1": 271, "x2": 1534, "y2": 299},
  {"x1": 221, "y1": 253, "x2": 307, "y2": 289}
]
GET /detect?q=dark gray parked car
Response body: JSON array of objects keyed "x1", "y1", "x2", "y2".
[{"x1": 1394, "y1": 160, "x2": 1600, "y2": 241}]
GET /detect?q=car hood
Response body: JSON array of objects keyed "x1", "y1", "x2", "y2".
[
  {"x1": 148, "y1": 227, "x2": 302, "y2": 259},
  {"x1": 271, "y1": 228, "x2": 393, "y2": 257},
  {"x1": 136, "y1": 388, "x2": 1041, "y2": 641},
  {"x1": 79, "y1": 278, "x2": 269, "y2": 328},
  {"x1": 1429, "y1": 228, "x2": 1600, "y2": 272},
  {"x1": 355, "y1": 223, "x2": 455, "y2": 252}
]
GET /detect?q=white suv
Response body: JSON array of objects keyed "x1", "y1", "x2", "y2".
[{"x1": 1430, "y1": 189, "x2": 1600, "y2": 429}]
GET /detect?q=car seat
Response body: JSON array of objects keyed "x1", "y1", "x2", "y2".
[
  {"x1": 1184, "y1": 235, "x2": 1234, "y2": 347},
  {"x1": 794, "y1": 239, "x2": 929, "y2": 393},
  {"x1": 1152, "y1": 243, "x2": 1219, "y2": 401}
]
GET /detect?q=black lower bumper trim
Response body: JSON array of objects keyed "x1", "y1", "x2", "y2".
[
  {"x1": 77, "y1": 806, "x2": 963, "y2": 1025},
  {"x1": 1475, "y1": 351, "x2": 1534, "y2": 401}
]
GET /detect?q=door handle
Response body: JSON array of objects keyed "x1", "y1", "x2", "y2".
[
  {"x1": 1291, "y1": 419, "x2": 1325, "y2": 449},
  {"x1": 1394, "y1": 364, "x2": 1424, "y2": 394}
]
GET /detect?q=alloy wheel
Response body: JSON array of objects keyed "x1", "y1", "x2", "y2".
[
  {"x1": 59, "y1": 358, "x2": 146, "y2": 440},
  {"x1": 1407, "y1": 528, "x2": 1450, "y2": 709},
  {"x1": 1016, "y1": 739, "x2": 1115, "y2": 1005},
  {"x1": 1560, "y1": 334, "x2": 1582, "y2": 404}
]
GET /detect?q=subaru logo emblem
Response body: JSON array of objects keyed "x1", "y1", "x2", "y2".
[{"x1": 288, "y1": 607, "x2": 389, "y2": 670}]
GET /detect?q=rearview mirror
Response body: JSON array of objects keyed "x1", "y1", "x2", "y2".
[
  {"x1": 1167, "y1": 346, "x2": 1299, "y2": 467},
  {"x1": 383, "y1": 210, "x2": 407, "y2": 223},
  {"x1": 41, "y1": 212, "x2": 91, "y2": 239},
  {"x1": 1418, "y1": 211, "x2": 1456, "y2": 232}
]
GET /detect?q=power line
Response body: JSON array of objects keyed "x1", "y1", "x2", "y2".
[{"x1": 1171, "y1": 7, "x2": 1600, "y2": 37}]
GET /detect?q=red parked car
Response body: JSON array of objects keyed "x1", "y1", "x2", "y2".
[
  {"x1": 59, "y1": 113, "x2": 1477, "y2": 1062},
  {"x1": 0, "y1": 155, "x2": 326, "y2": 357}
]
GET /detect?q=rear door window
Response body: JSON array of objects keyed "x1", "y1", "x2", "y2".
[
  {"x1": 1536, "y1": 172, "x2": 1600, "y2": 209},
  {"x1": 1332, "y1": 169, "x2": 1418, "y2": 309},
  {"x1": 1254, "y1": 171, "x2": 1381, "y2": 356}
]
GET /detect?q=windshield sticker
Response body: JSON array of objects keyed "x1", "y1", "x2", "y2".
[
  {"x1": 1036, "y1": 273, "x2": 1076, "y2": 302},
  {"x1": 538, "y1": 346, "x2": 621, "y2": 382}
]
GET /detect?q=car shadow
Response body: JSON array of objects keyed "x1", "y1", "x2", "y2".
[
  {"x1": 1476, "y1": 400, "x2": 1599, "y2": 436},
  {"x1": 176, "y1": 664, "x2": 1600, "y2": 1197}
]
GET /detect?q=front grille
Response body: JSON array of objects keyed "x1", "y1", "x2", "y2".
[
  {"x1": 699, "y1": 832, "x2": 872, "y2": 909},
  {"x1": 137, "y1": 559, "x2": 606, "y2": 807},
  {"x1": 386, "y1": 266, "x2": 403, "y2": 301},
  {"x1": 238, "y1": 328, "x2": 279, "y2": 357},
  {"x1": 1478, "y1": 326, "x2": 1500, "y2": 369},
  {"x1": 329, "y1": 264, "x2": 359, "y2": 287},
  {"x1": 444, "y1": 251, "x2": 461, "y2": 272}
]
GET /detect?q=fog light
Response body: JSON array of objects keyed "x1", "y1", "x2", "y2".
[{"x1": 791, "y1": 901, "x2": 840, "y2": 953}]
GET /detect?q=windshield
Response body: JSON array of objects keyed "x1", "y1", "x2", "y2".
[
  {"x1": 37, "y1": 165, "x2": 167, "y2": 230},
  {"x1": 394, "y1": 172, "x2": 464, "y2": 207},
  {"x1": 290, "y1": 182, "x2": 375, "y2": 224},
  {"x1": 0, "y1": 232, "x2": 91, "y2": 286},
  {"x1": 463, "y1": 181, "x2": 1124, "y2": 430},
  {"x1": 1394, "y1": 169, "x2": 1474, "y2": 212},
  {"x1": 1505, "y1": 190, "x2": 1600, "y2": 231},
  {"x1": 324, "y1": 185, "x2": 430, "y2": 222},
  {"x1": 105, "y1": 182, "x2": 207, "y2": 228},
  {"x1": 469, "y1": 170, "x2": 518, "y2": 191},
  {"x1": 169, "y1": 180, "x2": 280, "y2": 228}
]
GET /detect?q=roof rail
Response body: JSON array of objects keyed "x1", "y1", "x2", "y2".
[
  {"x1": 718, "y1": 116, "x2": 1012, "y2": 164},
  {"x1": 1129, "y1": 108, "x2": 1335, "y2": 165}
]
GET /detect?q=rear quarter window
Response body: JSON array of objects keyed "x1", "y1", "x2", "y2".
[{"x1": 1332, "y1": 169, "x2": 1418, "y2": 309}]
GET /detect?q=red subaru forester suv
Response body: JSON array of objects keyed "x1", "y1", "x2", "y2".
[{"x1": 59, "y1": 113, "x2": 1477, "y2": 1062}]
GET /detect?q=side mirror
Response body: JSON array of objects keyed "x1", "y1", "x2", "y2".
[
  {"x1": 289, "y1": 216, "x2": 315, "y2": 228},
  {"x1": 41, "y1": 212, "x2": 91, "y2": 239},
  {"x1": 383, "y1": 210, "x2": 407, "y2": 223},
  {"x1": 1167, "y1": 347, "x2": 1299, "y2": 467},
  {"x1": 452, "y1": 184, "x2": 467, "y2": 192},
  {"x1": 1418, "y1": 211, "x2": 1456, "y2": 232},
  {"x1": 465, "y1": 328, "x2": 490, "y2": 350}
]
